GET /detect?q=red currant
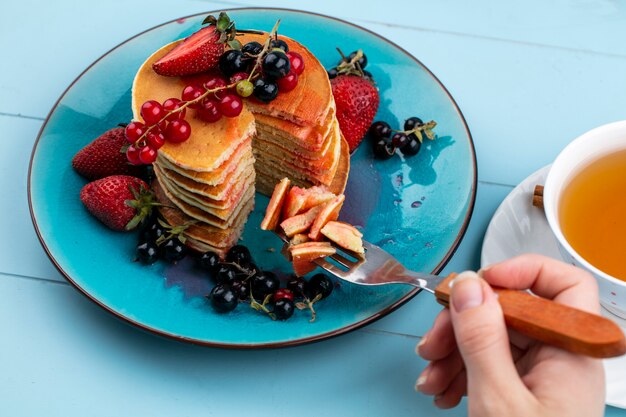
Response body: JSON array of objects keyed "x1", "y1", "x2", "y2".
[
  {"x1": 146, "y1": 131, "x2": 165, "y2": 149},
  {"x1": 162, "y1": 98, "x2": 186, "y2": 121},
  {"x1": 286, "y1": 51, "x2": 304, "y2": 75},
  {"x1": 181, "y1": 84, "x2": 204, "y2": 108},
  {"x1": 139, "y1": 146, "x2": 158, "y2": 164},
  {"x1": 218, "y1": 93, "x2": 243, "y2": 118},
  {"x1": 124, "y1": 121, "x2": 145, "y2": 143},
  {"x1": 229, "y1": 72, "x2": 249, "y2": 85},
  {"x1": 196, "y1": 99, "x2": 222, "y2": 123},
  {"x1": 126, "y1": 145, "x2": 142, "y2": 165},
  {"x1": 165, "y1": 119, "x2": 191, "y2": 143},
  {"x1": 140, "y1": 100, "x2": 165, "y2": 126},
  {"x1": 272, "y1": 288, "x2": 294, "y2": 303},
  {"x1": 204, "y1": 76, "x2": 227, "y2": 99},
  {"x1": 277, "y1": 71, "x2": 298, "y2": 92}
]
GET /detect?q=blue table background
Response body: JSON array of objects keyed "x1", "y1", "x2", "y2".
[{"x1": 2, "y1": 1, "x2": 625, "y2": 415}]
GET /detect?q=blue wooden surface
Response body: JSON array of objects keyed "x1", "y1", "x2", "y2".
[{"x1": 2, "y1": 1, "x2": 625, "y2": 416}]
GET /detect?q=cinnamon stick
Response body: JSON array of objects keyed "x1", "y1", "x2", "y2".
[{"x1": 533, "y1": 185, "x2": 544, "y2": 208}]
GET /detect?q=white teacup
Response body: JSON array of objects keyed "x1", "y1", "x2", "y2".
[{"x1": 544, "y1": 120, "x2": 626, "y2": 319}]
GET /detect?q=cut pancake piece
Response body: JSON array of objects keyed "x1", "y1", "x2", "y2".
[
  {"x1": 255, "y1": 137, "x2": 350, "y2": 196},
  {"x1": 254, "y1": 119, "x2": 340, "y2": 165},
  {"x1": 253, "y1": 108, "x2": 336, "y2": 154},
  {"x1": 253, "y1": 124, "x2": 341, "y2": 183},
  {"x1": 156, "y1": 136, "x2": 254, "y2": 185}
]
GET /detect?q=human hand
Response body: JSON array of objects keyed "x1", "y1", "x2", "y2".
[{"x1": 415, "y1": 254, "x2": 605, "y2": 417}]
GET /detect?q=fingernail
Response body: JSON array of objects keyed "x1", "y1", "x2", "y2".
[
  {"x1": 415, "y1": 332, "x2": 429, "y2": 355},
  {"x1": 415, "y1": 365, "x2": 431, "y2": 392},
  {"x1": 434, "y1": 394, "x2": 443, "y2": 406},
  {"x1": 450, "y1": 271, "x2": 484, "y2": 312},
  {"x1": 476, "y1": 265, "x2": 491, "y2": 278}
]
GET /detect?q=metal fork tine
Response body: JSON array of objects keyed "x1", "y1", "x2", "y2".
[
  {"x1": 314, "y1": 258, "x2": 350, "y2": 278},
  {"x1": 328, "y1": 253, "x2": 352, "y2": 268}
]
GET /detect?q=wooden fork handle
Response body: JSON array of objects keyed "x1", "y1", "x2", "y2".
[{"x1": 434, "y1": 274, "x2": 626, "y2": 358}]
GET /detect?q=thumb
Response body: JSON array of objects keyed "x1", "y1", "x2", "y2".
[{"x1": 449, "y1": 271, "x2": 526, "y2": 396}]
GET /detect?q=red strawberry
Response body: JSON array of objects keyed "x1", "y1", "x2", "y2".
[
  {"x1": 331, "y1": 75, "x2": 379, "y2": 153},
  {"x1": 80, "y1": 175, "x2": 156, "y2": 231},
  {"x1": 72, "y1": 127, "x2": 140, "y2": 180},
  {"x1": 153, "y1": 12, "x2": 240, "y2": 77}
]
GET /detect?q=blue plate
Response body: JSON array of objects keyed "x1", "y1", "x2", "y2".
[{"x1": 28, "y1": 8, "x2": 476, "y2": 348}]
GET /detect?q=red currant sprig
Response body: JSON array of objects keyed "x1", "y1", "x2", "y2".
[{"x1": 124, "y1": 80, "x2": 240, "y2": 165}]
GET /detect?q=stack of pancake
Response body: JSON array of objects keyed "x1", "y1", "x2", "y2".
[{"x1": 131, "y1": 32, "x2": 349, "y2": 256}]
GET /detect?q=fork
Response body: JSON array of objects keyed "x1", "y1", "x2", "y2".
[{"x1": 276, "y1": 230, "x2": 626, "y2": 359}]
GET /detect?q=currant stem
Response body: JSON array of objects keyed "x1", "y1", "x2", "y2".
[
  {"x1": 133, "y1": 82, "x2": 237, "y2": 147},
  {"x1": 247, "y1": 19, "x2": 281, "y2": 82}
]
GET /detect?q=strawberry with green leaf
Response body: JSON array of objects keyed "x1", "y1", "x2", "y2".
[
  {"x1": 331, "y1": 49, "x2": 380, "y2": 153},
  {"x1": 80, "y1": 175, "x2": 158, "y2": 231},
  {"x1": 153, "y1": 12, "x2": 244, "y2": 77}
]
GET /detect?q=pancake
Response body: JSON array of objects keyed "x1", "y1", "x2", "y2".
[
  {"x1": 155, "y1": 159, "x2": 254, "y2": 200},
  {"x1": 154, "y1": 181, "x2": 251, "y2": 252},
  {"x1": 157, "y1": 175, "x2": 255, "y2": 228},
  {"x1": 158, "y1": 168, "x2": 255, "y2": 218}
]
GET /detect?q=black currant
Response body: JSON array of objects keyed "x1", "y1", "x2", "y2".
[
  {"x1": 208, "y1": 284, "x2": 239, "y2": 313},
  {"x1": 391, "y1": 133, "x2": 409, "y2": 148},
  {"x1": 269, "y1": 38, "x2": 289, "y2": 52},
  {"x1": 140, "y1": 221, "x2": 165, "y2": 243},
  {"x1": 242, "y1": 41, "x2": 263, "y2": 55},
  {"x1": 219, "y1": 50, "x2": 247, "y2": 76},
  {"x1": 327, "y1": 67, "x2": 338, "y2": 79},
  {"x1": 286, "y1": 275, "x2": 308, "y2": 299},
  {"x1": 262, "y1": 51, "x2": 291, "y2": 79},
  {"x1": 231, "y1": 280, "x2": 250, "y2": 301},
  {"x1": 401, "y1": 137, "x2": 422, "y2": 156},
  {"x1": 308, "y1": 274, "x2": 334, "y2": 299},
  {"x1": 273, "y1": 299, "x2": 295, "y2": 320},
  {"x1": 251, "y1": 271, "x2": 280, "y2": 301},
  {"x1": 369, "y1": 121, "x2": 392, "y2": 139},
  {"x1": 160, "y1": 238, "x2": 187, "y2": 263},
  {"x1": 198, "y1": 251, "x2": 221, "y2": 274},
  {"x1": 226, "y1": 245, "x2": 252, "y2": 266},
  {"x1": 253, "y1": 78, "x2": 279, "y2": 102},
  {"x1": 373, "y1": 138, "x2": 396, "y2": 160},
  {"x1": 215, "y1": 264, "x2": 238, "y2": 285},
  {"x1": 136, "y1": 241, "x2": 159, "y2": 265},
  {"x1": 404, "y1": 116, "x2": 424, "y2": 131}
]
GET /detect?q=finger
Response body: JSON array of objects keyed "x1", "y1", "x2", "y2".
[
  {"x1": 433, "y1": 370, "x2": 467, "y2": 409},
  {"x1": 449, "y1": 271, "x2": 529, "y2": 397},
  {"x1": 481, "y1": 254, "x2": 599, "y2": 313},
  {"x1": 416, "y1": 309, "x2": 456, "y2": 361},
  {"x1": 416, "y1": 349, "x2": 464, "y2": 395},
  {"x1": 508, "y1": 328, "x2": 532, "y2": 351}
]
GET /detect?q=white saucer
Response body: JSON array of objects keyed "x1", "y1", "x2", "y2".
[{"x1": 481, "y1": 165, "x2": 626, "y2": 409}]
